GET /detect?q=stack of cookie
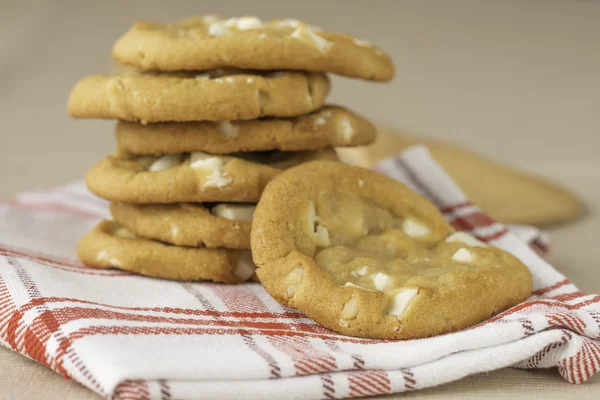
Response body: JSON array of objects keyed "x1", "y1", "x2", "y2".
[{"x1": 68, "y1": 16, "x2": 394, "y2": 284}]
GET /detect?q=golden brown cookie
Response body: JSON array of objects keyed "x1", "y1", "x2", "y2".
[
  {"x1": 337, "y1": 126, "x2": 583, "y2": 227},
  {"x1": 86, "y1": 149, "x2": 338, "y2": 204},
  {"x1": 251, "y1": 161, "x2": 532, "y2": 339},
  {"x1": 115, "y1": 105, "x2": 376, "y2": 155},
  {"x1": 68, "y1": 69, "x2": 330, "y2": 122},
  {"x1": 110, "y1": 202, "x2": 253, "y2": 249},
  {"x1": 77, "y1": 220, "x2": 256, "y2": 282},
  {"x1": 112, "y1": 16, "x2": 394, "y2": 81}
]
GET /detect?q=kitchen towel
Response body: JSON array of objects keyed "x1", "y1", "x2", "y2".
[{"x1": 0, "y1": 146, "x2": 597, "y2": 400}]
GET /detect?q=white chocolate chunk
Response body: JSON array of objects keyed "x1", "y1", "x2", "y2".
[
  {"x1": 246, "y1": 77, "x2": 254, "y2": 84},
  {"x1": 277, "y1": 19, "x2": 303, "y2": 28},
  {"x1": 352, "y1": 265, "x2": 369, "y2": 277},
  {"x1": 208, "y1": 22, "x2": 229, "y2": 37},
  {"x1": 190, "y1": 154, "x2": 223, "y2": 171},
  {"x1": 341, "y1": 297, "x2": 359, "y2": 320},
  {"x1": 218, "y1": 121, "x2": 239, "y2": 138},
  {"x1": 445, "y1": 232, "x2": 487, "y2": 247},
  {"x1": 225, "y1": 77, "x2": 235, "y2": 83},
  {"x1": 401, "y1": 218, "x2": 431, "y2": 238},
  {"x1": 304, "y1": 201, "x2": 330, "y2": 246},
  {"x1": 107, "y1": 257, "x2": 122, "y2": 268},
  {"x1": 358, "y1": 179, "x2": 365, "y2": 188},
  {"x1": 291, "y1": 27, "x2": 332, "y2": 53},
  {"x1": 452, "y1": 248, "x2": 474, "y2": 263},
  {"x1": 313, "y1": 116, "x2": 327, "y2": 126},
  {"x1": 313, "y1": 110, "x2": 332, "y2": 126},
  {"x1": 194, "y1": 73, "x2": 210, "y2": 80},
  {"x1": 189, "y1": 151, "x2": 210, "y2": 164},
  {"x1": 314, "y1": 225, "x2": 330, "y2": 247},
  {"x1": 97, "y1": 250, "x2": 122, "y2": 268},
  {"x1": 223, "y1": 18, "x2": 237, "y2": 27},
  {"x1": 113, "y1": 227, "x2": 137, "y2": 239},
  {"x1": 231, "y1": 16, "x2": 263, "y2": 30},
  {"x1": 204, "y1": 170, "x2": 231, "y2": 189},
  {"x1": 335, "y1": 117, "x2": 354, "y2": 143},
  {"x1": 285, "y1": 266, "x2": 304, "y2": 298},
  {"x1": 189, "y1": 152, "x2": 232, "y2": 189},
  {"x1": 354, "y1": 38, "x2": 373, "y2": 47},
  {"x1": 306, "y1": 202, "x2": 331, "y2": 247},
  {"x1": 372, "y1": 272, "x2": 390, "y2": 291},
  {"x1": 211, "y1": 204, "x2": 255, "y2": 221},
  {"x1": 344, "y1": 282, "x2": 376, "y2": 292},
  {"x1": 170, "y1": 225, "x2": 180, "y2": 238},
  {"x1": 234, "y1": 251, "x2": 256, "y2": 281},
  {"x1": 386, "y1": 288, "x2": 418, "y2": 317},
  {"x1": 148, "y1": 154, "x2": 182, "y2": 171},
  {"x1": 96, "y1": 250, "x2": 108, "y2": 261}
]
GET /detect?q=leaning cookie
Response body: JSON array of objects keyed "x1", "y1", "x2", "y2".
[
  {"x1": 68, "y1": 70, "x2": 329, "y2": 122},
  {"x1": 115, "y1": 106, "x2": 376, "y2": 155},
  {"x1": 77, "y1": 220, "x2": 256, "y2": 283},
  {"x1": 251, "y1": 161, "x2": 532, "y2": 340},
  {"x1": 113, "y1": 16, "x2": 394, "y2": 81},
  {"x1": 86, "y1": 149, "x2": 338, "y2": 204},
  {"x1": 110, "y1": 202, "x2": 254, "y2": 249}
]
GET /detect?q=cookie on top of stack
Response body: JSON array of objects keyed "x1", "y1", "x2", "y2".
[{"x1": 68, "y1": 15, "x2": 394, "y2": 284}]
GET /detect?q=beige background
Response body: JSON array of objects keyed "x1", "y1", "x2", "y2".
[{"x1": 1, "y1": 0, "x2": 599, "y2": 398}]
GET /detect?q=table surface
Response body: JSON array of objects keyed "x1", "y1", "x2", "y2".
[{"x1": 1, "y1": 1, "x2": 599, "y2": 399}]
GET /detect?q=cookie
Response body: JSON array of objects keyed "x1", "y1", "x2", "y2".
[
  {"x1": 77, "y1": 220, "x2": 256, "y2": 283},
  {"x1": 251, "y1": 161, "x2": 532, "y2": 339},
  {"x1": 112, "y1": 16, "x2": 394, "y2": 81},
  {"x1": 336, "y1": 126, "x2": 583, "y2": 226},
  {"x1": 68, "y1": 69, "x2": 330, "y2": 122},
  {"x1": 110, "y1": 202, "x2": 253, "y2": 249},
  {"x1": 86, "y1": 149, "x2": 338, "y2": 204},
  {"x1": 115, "y1": 105, "x2": 376, "y2": 155}
]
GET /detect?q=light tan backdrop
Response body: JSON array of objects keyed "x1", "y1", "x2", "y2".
[{"x1": 1, "y1": 0, "x2": 599, "y2": 399}]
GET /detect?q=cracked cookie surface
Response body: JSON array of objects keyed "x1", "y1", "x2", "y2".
[
  {"x1": 68, "y1": 69, "x2": 329, "y2": 122},
  {"x1": 112, "y1": 16, "x2": 394, "y2": 81},
  {"x1": 251, "y1": 161, "x2": 532, "y2": 339}
]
